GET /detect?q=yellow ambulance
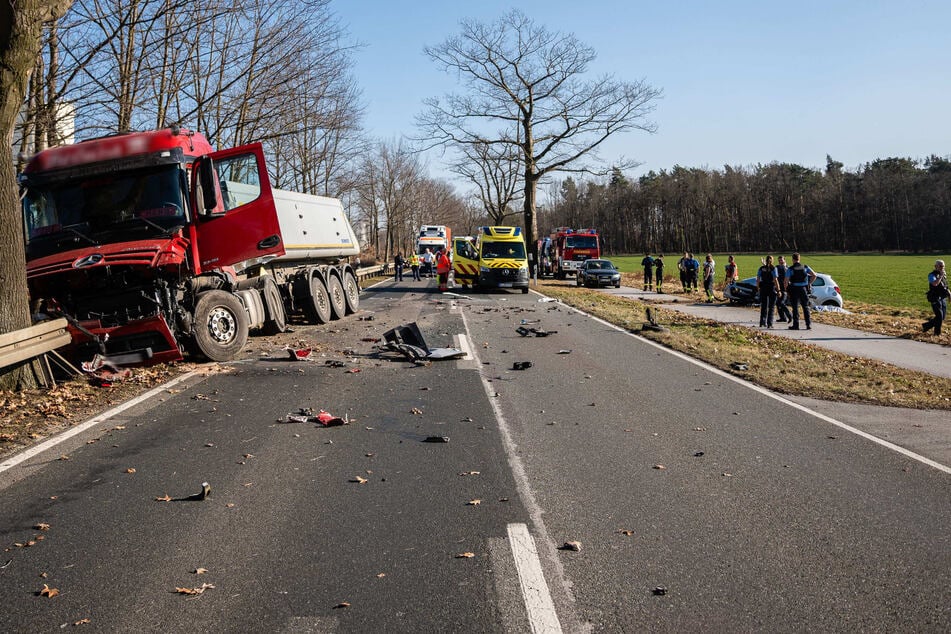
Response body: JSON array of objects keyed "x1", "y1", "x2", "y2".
[{"x1": 452, "y1": 226, "x2": 530, "y2": 293}]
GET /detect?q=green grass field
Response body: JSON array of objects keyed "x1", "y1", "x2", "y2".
[{"x1": 610, "y1": 254, "x2": 950, "y2": 310}]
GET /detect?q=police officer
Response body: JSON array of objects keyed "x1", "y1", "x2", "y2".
[
  {"x1": 775, "y1": 255, "x2": 792, "y2": 323},
  {"x1": 756, "y1": 255, "x2": 779, "y2": 328},
  {"x1": 923, "y1": 259, "x2": 948, "y2": 335},
  {"x1": 785, "y1": 252, "x2": 817, "y2": 330}
]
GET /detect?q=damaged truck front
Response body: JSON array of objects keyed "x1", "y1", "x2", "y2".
[{"x1": 19, "y1": 127, "x2": 360, "y2": 366}]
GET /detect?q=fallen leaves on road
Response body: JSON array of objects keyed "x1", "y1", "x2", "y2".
[
  {"x1": 617, "y1": 530, "x2": 635, "y2": 536},
  {"x1": 455, "y1": 552, "x2": 476, "y2": 559},
  {"x1": 155, "y1": 494, "x2": 172, "y2": 502},
  {"x1": 39, "y1": 584, "x2": 59, "y2": 598},
  {"x1": 466, "y1": 499, "x2": 481, "y2": 506},
  {"x1": 560, "y1": 541, "x2": 582, "y2": 552},
  {"x1": 125, "y1": 468, "x2": 136, "y2": 474},
  {"x1": 34, "y1": 523, "x2": 50, "y2": 531},
  {"x1": 175, "y1": 583, "x2": 215, "y2": 595},
  {"x1": 350, "y1": 476, "x2": 368, "y2": 484},
  {"x1": 653, "y1": 464, "x2": 666, "y2": 470},
  {"x1": 193, "y1": 568, "x2": 208, "y2": 575}
]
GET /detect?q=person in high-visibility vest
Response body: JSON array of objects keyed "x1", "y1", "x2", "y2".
[
  {"x1": 409, "y1": 252, "x2": 421, "y2": 281},
  {"x1": 436, "y1": 248, "x2": 451, "y2": 292}
]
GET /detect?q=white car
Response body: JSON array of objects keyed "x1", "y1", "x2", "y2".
[
  {"x1": 725, "y1": 272, "x2": 844, "y2": 308},
  {"x1": 807, "y1": 273, "x2": 844, "y2": 308}
]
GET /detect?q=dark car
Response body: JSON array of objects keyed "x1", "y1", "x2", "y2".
[
  {"x1": 576, "y1": 259, "x2": 621, "y2": 288},
  {"x1": 724, "y1": 277, "x2": 759, "y2": 304},
  {"x1": 725, "y1": 273, "x2": 844, "y2": 307}
]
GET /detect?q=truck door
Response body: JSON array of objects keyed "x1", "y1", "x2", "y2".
[
  {"x1": 452, "y1": 237, "x2": 479, "y2": 287},
  {"x1": 190, "y1": 143, "x2": 285, "y2": 274}
]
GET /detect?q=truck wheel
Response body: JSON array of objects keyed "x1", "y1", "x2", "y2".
[
  {"x1": 327, "y1": 274, "x2": 347, "y2": 320},
  {"x1": 260, "y1": 277, "x2": 287, "y2": 335},
  {"x1": 304, "y1": 274, "x2": 332, "y2": 324},
  {"x1": 343, "y1": 269, "x2": 360, "y2": 314},
  {"x1": 521, "y1": 286, "x2": 529, "y2": 294},
  {"x1": 192, "y1": 290, "x2": 249, "y2": 362}
]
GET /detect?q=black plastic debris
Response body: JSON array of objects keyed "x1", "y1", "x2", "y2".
[
  {"x1": 382, "y1": 323, "x2": 464, "y2": 361},
  {"x1": 512, "y1": 361, "x2": 533, "y2": 370},
  {"x1": 423, "y1": 435, "x2": 450, "y2": 443},
  {"x1": 516, "y1": 326, "x2": 558, "y2": 337},
  {"x1": 653, "y1": 586, "x2": 667, "y2": 596},
  {"x1": 641, "y1": 307, "x2": 668, "y2": 332},
  {"x1": 730, "y1": 361, "x2": 749, "y2": 371}
]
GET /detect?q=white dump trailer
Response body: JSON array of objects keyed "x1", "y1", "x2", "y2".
[{"x1": 236, "y1": 190, "x2": 362, "y2": 335}]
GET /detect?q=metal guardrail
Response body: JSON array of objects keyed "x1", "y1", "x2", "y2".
[
  {"x1": 355, "y1": 264, "x2": 389, "y2": 281},
  {"x1": 0, "y1": 318, "x2": 71, "y2": 372}
]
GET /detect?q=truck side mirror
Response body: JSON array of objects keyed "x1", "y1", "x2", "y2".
[{"x1": 193, "y1": 157, "x2": 224, "y2": 216}]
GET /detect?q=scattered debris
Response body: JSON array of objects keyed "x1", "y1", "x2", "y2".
[
  {"x1": 516, "y1": 326, "x2": 557, "y2": 337},
  {"x1": 693, "y1": 451, "x2": 705, "y2": 457},
  {"x1": 38, "y1": 584, "x2": 59, "y2": 598},
  {"x1": 455, "y1": 552, "x2": 476, "y2": 559},
  {"x1": 653, "y1": 464, "x2": 666, "y2": 470},
  {"x1": 730, "y1": 361, "x2": 749, "y2": 371},
  {"x1": 283, "y1": 409, "x2": 347, "y2": 426},
  {"x1": 617, "y1": 530, "x2": 635, "y2": 536},
  {"x1": 512, "y1": 361, "x2": 533, "y2": 370},
  {"x1": 382, "y1": 323, "x2": 464, "y2": 361},
  {"x1": 334, "y1": 602, "x2": 351, "y2": 609},
  {"x1": 467, "y1": 499, "x2": 482, "y2": 506},
  {"x1": 175, "y1": 583, "x2": 215, "y2": 596},
  {"x1": 557, "y1": 349, "x2": 572, "y2": 354},
  {"x1": 349, "y1": 476, "x2": 368, "y2": 484},
  {"x1": 324, "y1": 360, "x2": 345, "y2": 368},
  {"x1": 653, "y1": 586, "x2": 667, "y2": 596},
  {"x1": 641, "y1": 307, "x2": 668, "y2": 332},
  {"x1": 538, "y1": 298, "x2": 558, "y2": 303},
  {"x1": 560, "y1": 541, "x2": 582, "y2": 552},
  {"x1": 286, "y1": 347, "x2": 315, "y2": 361},
  {"x1": 423, "y1": 435, "x2": 450, "y2": 443}
]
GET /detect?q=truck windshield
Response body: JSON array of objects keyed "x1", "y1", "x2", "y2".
[
  {"x1": 481, "y1": 241, "x2": 526, "y2": 260},
  {"x1": 23, "y1": 165, "x2": 186, "y2": 257},
  {"x1": 565, "y1": 236, "x2": 598, "y2": 249}
]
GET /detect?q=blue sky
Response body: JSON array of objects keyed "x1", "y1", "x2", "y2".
[{"x1": 333, "y1": 1, "x2": 950, "y2": 183}]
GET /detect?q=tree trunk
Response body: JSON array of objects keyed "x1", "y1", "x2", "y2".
[{"x1": 0, "y1": 0, "x2": 73, "y2": 390}]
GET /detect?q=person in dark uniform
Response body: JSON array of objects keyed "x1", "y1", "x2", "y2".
[
  {"x1": 923, "y1": 259, "x2": 948, "y2": 336},
  {"x1": 654, "y1": 254, "x2": 665, "y2": 292},
  {"x1": 641, "y1": 253, "x2": 654, "y2": 291},
  {"x1": 775, "y1": 255, "x2": 791, "y2": 323},
  {"x1": 393, "y1": 253, "x2": 405, "y2": 281},
  {"x1": 756, "y1": 255, "x2": 779, "y2": 328},
  {"x1": 785, "y1": 252, "x2": 817, "y2": 330}
]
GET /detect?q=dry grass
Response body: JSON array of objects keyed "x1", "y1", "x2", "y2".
[{"x1": 537, "y1": 280, "x2": 951, "y2": 410}]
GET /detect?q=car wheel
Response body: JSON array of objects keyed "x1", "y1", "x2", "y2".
[{"x1": 822, "y1": 300, "x2": 840, "y2": 307}]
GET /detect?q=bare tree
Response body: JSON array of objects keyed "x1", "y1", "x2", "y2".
[
  {"x1": 354, "y1": 140, "x2": 424, "y2": 261},
  {"x1": 1, "y1": 0, "x2": 73, "y2": 389},
  {"x1": 450, "y1": 140, "x2": 521, "y2": 225},
  {"x1": 418, "y1": 10, "x2": 661, "y2": 265}
]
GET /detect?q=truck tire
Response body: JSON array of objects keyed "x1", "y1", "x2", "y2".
[
  {"x1": 192, "y1": 290, "x2": 249, "y2": 362},
  {"x1": 343, "y1": 269, "x2": 360, "y2": 314},
  {"x1": 302, "y1": 273, "x2": 332, "y2": 325},
  {"x1": 521, "y1": 286, "x2": 529, "y2": 294},
  {"x1": 260, "y1": 277, "x2": 287, "y2": 335},
  {"x1": 327, "y1": 273, "x2": 347, "y2": 320}
]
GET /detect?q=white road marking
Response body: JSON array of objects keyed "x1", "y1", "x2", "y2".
[
  {"x1": 455, "y1": 333, "x2": 473, "y2": 360},
  {"x1": 507, "y1": 523, "x2": 563, "y2": 634},
  {"x1": 0, "y1": 370, "x2": 202, "y2": 474},
  {"x1": 460, "y1": 308, "x2": 584, "y2": 633},
  {"x1": 560, "y1": 300, "x2": 951, "y2": 475}
]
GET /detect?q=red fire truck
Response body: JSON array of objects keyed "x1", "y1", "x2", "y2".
[
  {"x1": 19, "y1": 126, "x2": 360, "y2": 365},
  {"x1": 549, "y1": 227, "x2": 601, "y2": 279}
]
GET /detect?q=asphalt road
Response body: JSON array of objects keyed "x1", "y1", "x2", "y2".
[{"x1": 1, "y1": 278, "x2": 948, "y2": 632}]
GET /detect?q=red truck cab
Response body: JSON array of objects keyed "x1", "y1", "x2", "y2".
[{"x1": 20, "y1": 127, "x2": 284, "y2": 365}]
